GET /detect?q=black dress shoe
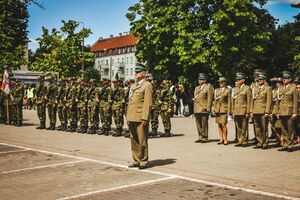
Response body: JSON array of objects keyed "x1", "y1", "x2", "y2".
[
  {"x1": 253, "y1": 146, "x2": 261, "y2": 149},
  {"x1": 262, "y1": 146, "x2": 268, "y2": 150},
  {"x1": 217, "y1": 141, "x2": 224, "y2": 145},
  {"x1": 138, "y1": 165, "x2": 148, "y2": 170},
  {"x1": 194, "y1": 139, "x2": 202, "y2": 143},
  {"x1": 287, "y1": 148, "x2": 293, "y2": 152},
  {"x1": 235, "y1": 144, "x2": 242, "y2": 147},
  {"x1": 128, "y1": 163, "x2": 139, "y2": 168},
  {"x1": 201, "y1": 140, "x2": 208, "y2": 143},
  {"x1": 241, "y1": 144, "x2": 248, "y2": 147},
  {"x1": 278, "y1": 148, "x2": 288, "y2": 152}
]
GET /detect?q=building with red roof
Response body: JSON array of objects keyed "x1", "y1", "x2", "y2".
[{"x1": 91, "y1": 33, "x2": 139, "y2": 80}]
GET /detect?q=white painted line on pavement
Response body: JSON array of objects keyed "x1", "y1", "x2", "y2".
[
  {"x1": 0, "y1": 149, "x2": 29, "y2": 154},
  {"x1": 0, "y1": 142, "x2": 298, "y2": 200},
  {"x1": 57, "y1": 176, "x2": 176, "y2": 200},
  {"x1": 1, "y1": 160, "x2": 85, "y2": 174}
]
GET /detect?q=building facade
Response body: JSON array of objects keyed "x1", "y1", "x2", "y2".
[{"x1": 91, "y1": 33, "x2": 139, "y2": 81}]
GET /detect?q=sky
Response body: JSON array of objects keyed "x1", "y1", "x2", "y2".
[{"x1": 28, "y1": 0, "x2": 300, "y2": 51}]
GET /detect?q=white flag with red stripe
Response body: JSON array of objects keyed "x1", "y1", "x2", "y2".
[{"x1": 1, "y1": 68, "x2": 10, "y2": 94}]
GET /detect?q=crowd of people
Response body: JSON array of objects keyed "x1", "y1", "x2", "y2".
[{"x1": 0, "y1": 68, "x2": 299, "y2": 152}]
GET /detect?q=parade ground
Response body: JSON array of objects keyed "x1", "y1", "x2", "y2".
[{"x1": 0, "y1": 109, "x2": 299, "y2": 200}]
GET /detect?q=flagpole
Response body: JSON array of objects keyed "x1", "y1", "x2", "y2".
[{"x1": 6, "y1": 94, "x2": 9, "y2": 124}]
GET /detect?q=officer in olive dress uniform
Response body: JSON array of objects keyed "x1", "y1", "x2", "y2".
[
  {"x1": 278, "y1": 71, "x2": 298, "y2": 152},
  {"x1": 46, "y1": 76, "x2": 58, "y2": 130},
  {"x1": 127, "y1": 64, "x2": 152, "y2": 170},
  {"x1": 250, "y1": 74, "x2": 272, "y2": 149},
  {"x1": 194, "y1": 73, "x2": 214, "y2": 143},
  {"x1": 111, "y1": 80, "x2": 125, "y2": 136},
  {"x1": 270, "y1": 78, "x2": 283, "y2": 146},
  {"x1": 213, "y1": 77, "x2": 231, "y2": 145},
  {"x1": 294, "y1": 78, "x2": 300, "y2": 144},
  {"x1": 36, "y1": 75, "x2": 47, "y2": 129},
  {"x1": 232, "y1": 72, "x2": 251, "y2": 147},
  {"x1": 160, "y1": 80, "x2": 173, "y2": 137}
]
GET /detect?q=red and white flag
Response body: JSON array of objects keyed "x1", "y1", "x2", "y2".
[{"x1": 1, "y1": 68, "x2": 10, "y2": 94}]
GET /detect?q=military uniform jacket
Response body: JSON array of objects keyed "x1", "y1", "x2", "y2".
[
  {"x1": 271, "y1": 88, "x2": 282, "y2": 115},
  {"x1": 66, "y1": 85, "x2": 77, "y2": 107},
  {"x1": 57, "y1": 86, "x2": 66, "y2": 107},
  {"x1": 126, "y1": 80, "x2": 153, "y2": 122},
  {"x1": 278, "y1": 84, "x2": 298, "y2": 116},
  {"x1": 46, "y1": 83, "x2": 58, "y2": 105},
  {"x1": 36, "y1": 84, "x2": 47, "y2": 104},
  {"x1": 250, "y1": 85, "x2": 272, "y2": 114},
  {"x1": 88, "y1": 86, "x2": 98, "y2": 107},
  {"x1": 11, "y1": 84, "x2": 24, "y2": 105},
  {"x1": 213, "y1": 87, "x2": 231, "y2": 114},
  {"x1": 232, "y1": 84, "x2": 251, "y2": 116},
  {"x1": 77, "y1": 85, "x2": 88, "y2": 108},
  {"x1": 151, "y1": 88, "x2": 161, "y2": 109},
  {"x1": 160, "y1": 88, "x2": 172, "y2": 111},
  {"x1": 193, "y1": 83, "x2": 214, "y2": 114},
  {"x1": 98, "y1": 86, "x2": 112, "y2": 108},
  {"x1": 111, "y1": 87, "x2": 125, "y2": 110},
  {"x1": 297, "y1": 89, "x2": 300, "y2": 116}
]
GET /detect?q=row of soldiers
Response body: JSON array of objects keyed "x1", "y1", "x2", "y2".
[
  {"x1": 194, "y1": 70, "x2": 299, "y2": 152},
  {"x1": 33, "y1": 75, "x2": 174, "y2": 137}
]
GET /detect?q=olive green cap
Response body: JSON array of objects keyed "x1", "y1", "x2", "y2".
[
  {"x1": 236, "y1": 72, "x2": 245, "y2": 80},
  {"x1": 198, "y1": 73, "x2": 207, "y2": 80},
  {"x1": 257, "y1": 74, "x2": 266, "y2": 80},
  {"x1": 135, "y1": 64, "x2": 149, "y2": 72},
  {"x1": 282, "y1": 71, "x2": 292, "y2": 79},
  {"x1": 217, "y1": 77, "x2": 227, "y2": 82}
]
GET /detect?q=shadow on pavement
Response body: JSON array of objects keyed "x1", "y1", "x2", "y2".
[{"x1": 148, "y1": 158, "x2": 177, "y2": 168}]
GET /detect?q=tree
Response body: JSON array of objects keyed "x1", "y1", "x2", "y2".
[
  {"x1": 291, "y1": 3, "x2": 300, "y2": 76},
  {"x1": 29, "y1": 20, "x2": 94, "y2": 77},
  {"x1": 127, "y1": 0, "x2": 273, "y2": 84},
  {"x1": 83, "y1": 67, "x2": 100, "y2": 82}
]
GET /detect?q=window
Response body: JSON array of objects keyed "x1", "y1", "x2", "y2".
[
  {"x1": 126, "y1": 57, "x2": 129, "y2": 64},
  {"x1": 121, "y1": 58, "x2": 124, "y2": 63},
  {"x1": 117, "y1": 58, "x2": 120, "y2": 63},
  {"x1": 130, "y1": 68, "x2": 133, "y2": 75},
  {"x1": 106, "y1": 59, "x2": 108, "y2": 65},
  {"x1": 111, "y1": 59, "x2": 114, "y2": 66},
  {"x1": 130, "y1": 57, "x2": 133, "y2": 64},
  {"x1": 126, "y1": 69, "x2": 129, "y2": 76}
]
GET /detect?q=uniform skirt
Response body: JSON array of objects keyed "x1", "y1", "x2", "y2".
[{"x1": 215, "y1": 113, "x2": 228, "y2": 124}]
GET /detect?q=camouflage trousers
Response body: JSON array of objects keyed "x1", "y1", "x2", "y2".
[
  {"x1": 112, "y1": 106, "x2": 124, "y2": 130},
  {"x1": 100, "y1": 102, "x2": 111, "y2": 129},
  {"x1": 67, "y1": 103, "x2": 77, "y2": 126},
  {"x1": 47, "y1": 104, "x2": 57, "y2": 125},
  {"x1": 78, "y1": 104, "x2": 88, "y2": 127},
  {"x1": 57, "y1": 105, "x2": 67, "y2": 125},
  {"x1": 161, "y1": 110, "x2": 171, "y2": 131},
  {"x1": 37, "y1": 103, "x2": 46, "y2": 125},
  {"x1": 150, "y1": 107, "x2": 160, "y2": 129},
  {"x1": 88, "y1": 104, "x2": 99, "y2": 128}
]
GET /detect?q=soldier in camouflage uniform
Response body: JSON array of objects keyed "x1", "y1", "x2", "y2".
[
  {"x1": 10, "y1": 81, "x2": 24, "y2": 126},
  {"x1": 36, "y1": 75, "x2": 47, "y2": 129},
  {"x1": 87, "y1": 79, "x2": 99, "y2": 134},
  {"x1": 65, "y1": 77, "x2": 78, "y2": 132},
  {"x1": 160, "y1": 80, "x2": 173, "y2": 137},
  {"x1": 45, "y1": 76, "x2": 58, "y2": 130},
  {"x1": 149, "y1": 80, "x2": 160, "y2": 136},
  {"x1": 56, "y1": 79, "x2": 68, "y2": 131},
  {"x1": 98, "y1": 79, "x2": 112, "y2": 136},
  {"x1": 76, "y1": 79, "x2": 89, "y2": 133},
  {"x1": 111, "y1": 80, "x2": 125, "y2": 137}
]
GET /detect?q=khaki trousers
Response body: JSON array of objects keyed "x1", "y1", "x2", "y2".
[
  {"x1": 128, "y1": 121, "x2": 149, "y2": 166},
  {"x1": 253, "y1": 114, "x2": 269, "y2": 147},
  {"x1": 234, "y1": 115, "x2": 249, "y2": 145},
  {"x1": 279, "y1": 116, "x2": 295, "y2": 149},
  {"x1": 194, "y1": 113, "x2": 209, "y2": 140}
]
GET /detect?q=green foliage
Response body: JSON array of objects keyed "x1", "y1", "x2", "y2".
[
  {"x1": 0, "y1": 0, "x2": 29, "y2": 74},
  {"x1": 127, "y1": 0, "x2": 273, "y2": 83},
  {"x1": 29, "y1": 20, "x2": 94, "y2": 77},
  {"x1": 83, "y1": 67, "x2": 100, "y2": 82}
]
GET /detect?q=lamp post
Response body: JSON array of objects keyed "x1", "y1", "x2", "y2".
[{"x1": 77, "y1": 21, "x2": 85, "y2": 78}]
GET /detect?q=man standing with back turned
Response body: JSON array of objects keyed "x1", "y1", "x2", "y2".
[{"x1": 126, "y1": 64, "x2": 152, "y2": 170}]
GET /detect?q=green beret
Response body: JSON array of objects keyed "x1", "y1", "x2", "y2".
[
  {"x1": 198, "y1": 73, "x2": 207, "y2": 80},
  {"x1": 217, "y1": 77, "x2": 227, "y2": 82},
  {"x1": 294, "y1": 77, "x2": 300, "y2": 84},
  {"x1": 135, "y1": 64, "x2": 149, "y2": 72},
  {"x1": 282, "y1": 71, "x2": 292, "y2": 79}
]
